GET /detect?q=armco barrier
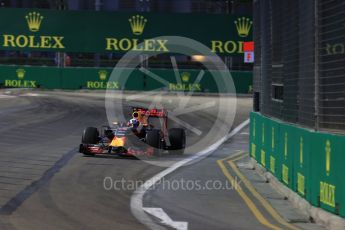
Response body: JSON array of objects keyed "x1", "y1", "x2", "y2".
[
  {"x1": 250, "y1": 112, "x2": 345, "y2": 218},
  {"x1": 249, "y1": 112, "x2": 256, "y2": 158},
  {"x1": 259, "y1": 115, "x2": 267, "y2": 167},
  {"x1": 0, "y1": 65, "x2": 252, "y2": 93},
  {"x1": 309, "y1": 133, "x2": 343, "y2": 215},
  {"x1": 270, "y1": 117, "x2": 281, "y2": 179},
  {"x1": 279, "y1": 123, "x2": 296, "y2": 189},
  {"x1": 293, "y1": 127, "x2": 311, "y2": 200},
  {"x1": 338, "y1": 145, "x2": 345, "y2": 217},
  {"x1": 0, "y1": 65, "x2": 61, "y2": 89},
  {"x1": 250, "y1": 112, "x2": 260, "y2": 161}
]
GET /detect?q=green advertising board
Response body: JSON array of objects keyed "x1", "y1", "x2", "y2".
[
  {"x1": 250, "y1": 112, "x2": 260, "y2": 161},
  {"x1": 0, "y1": 65, "x2": 60, "y2": 89},
  {"x1": 269, "y1": 118, "x2": 281, "y2": 179},
  {"x1": 250, "y1": 112, "x2": 345, "y2": 217},
  {"x1": 259, "y1": 115, "x2": 268, "y2": 168},
  {"x1": 0, "y1": 8, "x2": 252, "y2": 55},
  {"x1": 309, "y1": 133, "x2": 343, "y2": 215},
  {"x1": 293, "y1": 128, "x2": 311, "y2": 200},
  {"x1": 279, "y1": 123, "x2": 296, "y2": 188},
  {"x1": 0, "y1": 65, "x2": 252, "y2": 93}
]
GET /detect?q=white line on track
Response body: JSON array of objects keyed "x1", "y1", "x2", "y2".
[
  {"x1": 21, "y1": 93, "x2": 46, "y2": 97},
  {"x1": 130, "y1": 119, "x2": 250, "y2": 230},
  {"x1": 0, "y1": 94, "x2": 17, "y2": 99},
  {"x1": 143, "y1": 207, "x2": 188, "y2": 230},
  {"x1": 0, "y1": 93, "x2": 45, "y2": 98}
]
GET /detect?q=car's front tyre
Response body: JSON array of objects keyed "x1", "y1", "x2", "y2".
[{"x1": 81, "y1": 127, "x2": 99, "y2": 156}]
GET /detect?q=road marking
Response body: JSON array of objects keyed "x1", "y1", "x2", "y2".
[
  {"x1": 217, "y1": 157, "x2": 282, "y2": 230},
  {"x1": 130, "y1": 119, "x2": 250, "y2": 230},
  {"x1": 0, "y1": 94, "x2": 16, "y2": 99},
  {"x1": 22, "y1": 93, "x2": 45, "y2": 97},
  {"x1": 143, "y1": 208, "x2": 188, "y2": 230},
  {"x1": 0, "y1": 147, "x2": 79, "y2": 215},
  {"x1": 0, "y1": 93, "x2": 45, "y2": 98},
  {"x1": 217, "y1": 151, "x2": 301, "y2": 230},
  {"x1": 227, "y1": 157, "x2": 300, "y2": 230}
]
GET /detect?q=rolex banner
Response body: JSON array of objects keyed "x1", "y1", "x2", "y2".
[{"x1": 0, "y1": 8, "x2": 252, "y2": 55}]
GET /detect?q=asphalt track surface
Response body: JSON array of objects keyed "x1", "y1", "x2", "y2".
[{"x1": 0, "y1": 90, "x2": 252, "y2": 230}]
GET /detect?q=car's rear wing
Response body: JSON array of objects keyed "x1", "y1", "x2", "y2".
[{"x1": 132, "y1": 107, "x2": 168, "y2": 118}]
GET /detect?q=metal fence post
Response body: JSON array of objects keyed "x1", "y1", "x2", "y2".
[{"x1": 314, "y1": 0, "x2": 319, "y2": 131}]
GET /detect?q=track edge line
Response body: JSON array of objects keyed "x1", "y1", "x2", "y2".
[{"x1": 130, "y1": 119, "x2": 250, "y2": 230}]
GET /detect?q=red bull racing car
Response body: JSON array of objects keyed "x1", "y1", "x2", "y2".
[{"x1": 79, "y1": 107, "x2": 186, "y2": 156}]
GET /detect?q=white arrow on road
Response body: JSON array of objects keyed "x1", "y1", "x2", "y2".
[{"x1": 143, "y1": 207, "x2": 188, "y2": 230}]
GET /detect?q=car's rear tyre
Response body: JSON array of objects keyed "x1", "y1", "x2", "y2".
[
  {"x1": 169, "y1": 128, "x2": 186, "y2": 155},
  {"x1": 82, "y1": 127, "x2": 99, "y2": 144},
  {"x1": 146, "y1": 129, "x2": 162, "y2": 156}
]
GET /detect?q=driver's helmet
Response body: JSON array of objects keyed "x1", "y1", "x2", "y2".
[{"x1": 128, "y1": 111, "x2": 140, "y2": 128}]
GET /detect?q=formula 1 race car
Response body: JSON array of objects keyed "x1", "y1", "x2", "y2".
[{"x1": 79, "y1": 107, "x2": 186, "y2": 156}]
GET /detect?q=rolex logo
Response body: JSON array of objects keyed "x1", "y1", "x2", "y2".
[
  {"x1": 16, "y1": 69, "x2": 26, "y2": 79},
  {"x1": 129, "y1": 15, "x2": 147, "y2": 35},
  {"x1": 25, "y1": 12, "x2": 44, "y2": 32},
  {"x1": 234, "y1": 17, "x2": 252, "y2": 38},
  {"x1": 98, "y1": 70, "x2": 108, "y2": 81},
  {"x1": 181, "y1": 72, "x2": 190, "y2": 82}
]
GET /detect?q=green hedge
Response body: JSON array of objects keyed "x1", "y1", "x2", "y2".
[{"x1": 250, "y1": 112, "x2": 345, "y2": 217}]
